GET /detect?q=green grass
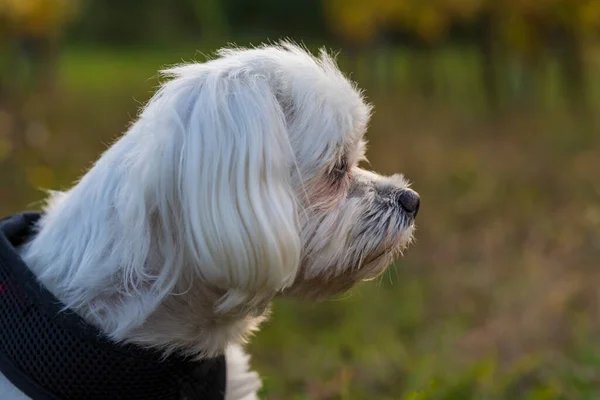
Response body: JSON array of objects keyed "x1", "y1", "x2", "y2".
[{"x1": 2, "y1": 45, "x2": 600, "y2": 399}]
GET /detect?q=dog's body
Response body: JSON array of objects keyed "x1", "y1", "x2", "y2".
[{"x1": 0, "y1": 43, "x2": 419, "y2": 399}]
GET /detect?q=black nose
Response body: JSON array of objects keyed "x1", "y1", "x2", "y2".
[{"x1": 398, "y1": 189, "x2": 420, "y2": 217}]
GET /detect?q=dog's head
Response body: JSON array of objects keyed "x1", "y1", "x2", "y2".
[
  {"x1": 128, "y1": 42, "x2": 419, "y2": 310},
  {"x1": 35, "y1": 43, "x2": 418, "y2": 339}
]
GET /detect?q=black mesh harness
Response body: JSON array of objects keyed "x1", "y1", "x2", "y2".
[{"x1": 0, "y1": 213, "x2": 227, "y2": 400}]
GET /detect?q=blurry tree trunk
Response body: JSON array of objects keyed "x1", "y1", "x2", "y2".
[
  {"x1": 559, "y1": 29, "x2": 587, "y2": 115},
  {"x1": 409, "y1": 45, "x2": 435, "y2": 100},
  {"x1": 0, "y1": 34, "x2": 58, "y2": 157},
  {"x1": 506, "y1": 54, "x2": 543, "y2": 112},
  {"x1": 349, "y1": 47, "x2": 360, "y2": 78},
  {"x1": 2, "y1": 37, "x2": 29, "y2": 153},
  {"x1": 22, "y1": 36, "x2": 59, "y2": 102},
  {"x1": 191, "y1": 0, "x2": 230, "y2": 42},
  {"x1": 341, "y1": 43, "x2": 359, "y2": 77},
  {"x1": 373, "y1": 31, "x2": 398, "y2": 92},
  {"x1": 0, "y1": 41, "x2": 13, "y2": 110},
  {"x1": 477, "y1": 13, "x2": 499, "y2": 111}
]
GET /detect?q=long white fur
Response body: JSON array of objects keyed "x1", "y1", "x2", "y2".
[{"x1": 1, "y1": 42, "x2": 416, "y2": 399}]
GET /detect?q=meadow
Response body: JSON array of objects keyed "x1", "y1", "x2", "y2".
[{"x1": 0, "y1": 45, "x2": 599, "y2": 399}]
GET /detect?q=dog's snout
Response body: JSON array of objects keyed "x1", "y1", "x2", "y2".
[{"x1": 398, "y1": 189, "x2": 420, "y2": 217}]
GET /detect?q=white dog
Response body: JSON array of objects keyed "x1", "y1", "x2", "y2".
[{"x1": 0, "y1": 42, "x2": 419, "y2": 399}]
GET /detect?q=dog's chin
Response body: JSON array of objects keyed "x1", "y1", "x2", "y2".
[
  {"x1": 283, "y1": 219, "x2": 415, "y2": 300},
  {"x1": 357, "y1": 221, "x2": 415, "y2": 281}
]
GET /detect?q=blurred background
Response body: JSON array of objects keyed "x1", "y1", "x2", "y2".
[{"x1": 1, "y1": 0, "x2": 600, "y2": 398}]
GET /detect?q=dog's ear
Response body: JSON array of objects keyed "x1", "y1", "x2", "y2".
[{"x1": 149, "y1": 64, "x2": 301, "y2": 313}]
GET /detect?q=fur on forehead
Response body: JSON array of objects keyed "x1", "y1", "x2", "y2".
[{"x1": 163, "y1": 41, "x2": 373, "y2": 174}]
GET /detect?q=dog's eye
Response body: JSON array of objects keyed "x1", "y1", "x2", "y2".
[{"x1": 332, "y1": 157, "x2": 348, "y2": 179}]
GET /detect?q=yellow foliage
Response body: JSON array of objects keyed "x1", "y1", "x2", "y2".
[
  {"x1": 324, "y1": 0, "x2": 379, "y2": 43},
  {"x1": 325, "y1": 0, "x2": 453, "y2": 43},
  {"x1": 413, "y1": 5, "x2": 450, "y2": 43},
  {"x1": 324, "y1": 0, "x2": 600, "y2": 45},
  {"x1": 445, "y1": 0, "x2": 484, "y2": 20},
  {"x1": 578, "y1": 0, "x2": 600, "y2": 36},
  {"x1": 0, "y1": 0, "x2": 80, "y2": 37},
  {"x1": 376, "y1": 0, "x2": 411, "y2": 22},
  {"x1": 499, "y1": 12, "x2": 539, "y2": 55}
]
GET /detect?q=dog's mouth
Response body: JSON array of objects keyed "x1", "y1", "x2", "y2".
[{"x1": 357, "y1": 219, "x2": 416, "y2": 281}]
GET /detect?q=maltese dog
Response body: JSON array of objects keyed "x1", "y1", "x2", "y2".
[{"x1": 0, "y1": 42, "x2": 419, "y2": 400}]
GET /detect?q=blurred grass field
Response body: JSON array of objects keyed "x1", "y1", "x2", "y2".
[{"x1": 1, "y1": 46, "x2": 600, "y2": 399}]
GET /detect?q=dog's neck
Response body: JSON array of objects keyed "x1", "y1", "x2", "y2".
[{"x1": 18, "y1": 182, "x2": 265, "y2": 359}]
